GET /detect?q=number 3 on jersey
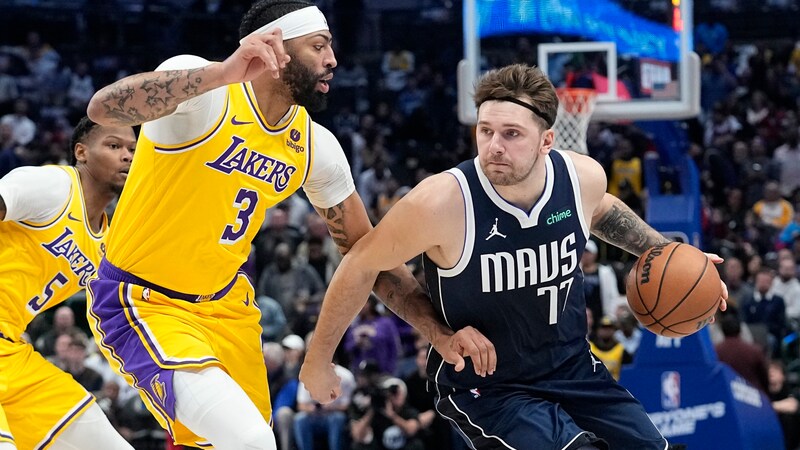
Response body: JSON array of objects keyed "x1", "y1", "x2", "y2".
[{"x1": 221, "y1": 188, "x2": 259, "y2": 244}]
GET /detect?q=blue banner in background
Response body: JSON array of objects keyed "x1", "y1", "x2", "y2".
[{"x1": 476, "y1": 0, "x2": 681, "y2": 61}]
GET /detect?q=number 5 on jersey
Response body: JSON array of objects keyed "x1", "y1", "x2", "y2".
[{"x1": 221, "y1": 188, "x2": 259, "y2": 245}]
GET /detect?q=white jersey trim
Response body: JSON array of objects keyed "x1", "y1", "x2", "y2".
[
  {"x1": 472, "y1": 156, "x2": 554, "y2": 229},
  {"x1": 0, "y1": 166, "x2": 70, "y2": 223},
  {"x1": 142, "y1": 55, "x2": 228, "y2": 148},
  {"x1": 437, "y1": 168, "x2": 475, "y2": 278},
  {"x1": 557, "y1": 150, "x2": 591, "y2": 240}
]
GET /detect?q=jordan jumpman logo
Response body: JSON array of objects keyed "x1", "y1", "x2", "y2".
[{"x1": 485, "y1": 218, "x2": 507, "y2": 240}]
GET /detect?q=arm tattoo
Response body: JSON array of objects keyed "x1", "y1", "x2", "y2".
[
  {"x1": 314, "y1": 203, "x2": 351, "y2": 254},
  {"x1": 97, "y1": 67, "x2": 209, "y2": 126},
  {"x1": 375, "y1": 270, "x2": 439, "y2": 340},
  {"x1": 592, "y1": 199, "x2": 670, "y2": 256}
]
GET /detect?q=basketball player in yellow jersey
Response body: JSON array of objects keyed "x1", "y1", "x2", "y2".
[
  {"x1": 0, "y1": 117, "x2": 135, "y2": 450},
  {"x1": 85, "y1": 1, "x2": 492, "y2": 448}
]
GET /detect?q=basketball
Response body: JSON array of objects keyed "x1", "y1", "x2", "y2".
[{"x1": 625, "y1": 242, "x2": 721, "y2": 338}]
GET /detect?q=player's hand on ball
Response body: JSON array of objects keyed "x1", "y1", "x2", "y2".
[
  {"x1": 299, "y1": 361, "x2": 341, "y2": 405},
  {"x1": 704, "y1": 252, "x2": 728, "y2": 314},
  {"x1": 432, "y1": 326, "x2": 496, "y2": 377}
]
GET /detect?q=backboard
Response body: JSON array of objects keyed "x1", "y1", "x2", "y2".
[{"x1": 458, "y1": 0, "x2": 699, "y2": 124}]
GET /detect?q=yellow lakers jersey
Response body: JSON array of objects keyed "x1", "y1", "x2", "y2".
[
  {"x1": 608, "y1": 157, "x2": 642, "y2": 198},
  {"x1": 106, "y1": 82, "x2": 313, "y2": 294},
  {"x1": 0, "y1": 167, "x2": 107, "y2": 340},
  {"x1": 590, "y1": 341, "x2": 626, "y2": 380}
]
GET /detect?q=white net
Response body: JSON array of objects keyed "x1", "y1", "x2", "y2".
[{"x1": 553, "y1": 88, "x2": 597, "y2": 154}]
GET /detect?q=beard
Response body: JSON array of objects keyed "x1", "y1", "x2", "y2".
[
  {"x1": 481, "y1": 150, "x2": 539, "y2": 186},
  {"x1": 282, "y1": 58, "x2": 329, "y2": 112}
]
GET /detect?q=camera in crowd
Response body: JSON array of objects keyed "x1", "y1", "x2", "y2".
[{"x1": 369, "y1": 381, "x2": 400, "y2": 412}]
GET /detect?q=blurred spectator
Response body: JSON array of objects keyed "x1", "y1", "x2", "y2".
[
  {"x1": 779, "y1": 209, "x2": 800, "y2": 248},
  {"x1": 66, "y1": 61, "x2": 95, "y2": 114},
  {"x1": 96, "y1": 380, "x2": 124, "y2": 432},
  {"x1": 722, "y1": 256, "x2": 754, "y2": 309},
  {"x1": 607, "y1": 137, "x2": 643, "y2": 200},
  {"x1": 768, "y1": 360, "x2": 800, "y2": 450},
  {"x1": 589, "y1": 315, "x2": 632, "y2": 380},
  {"x1": 298, "y1": 235, "x2": 338, "y2": 285},
  {"x1": 752, "y1": 181, "x2": 794, "y2": 231},
  {"x1": 264, "y1": 342, "x2": 300, "y2": 450},
  {"x1": 773, "y1": 258, "x2": 800, "y2": 321},
  {"x1": 344, "y1": 295, "x2": 401, "y2": 376},
  {"x1": 704, "y1": 103, "x2": 742, "y2": 148},
  {"x1": 34, "y1": 305, "x2": 86, "y2": 357},
  {"x1": 252, "y1": 206, "x2": 304, "y2": 279},
  {"x1": 403, "y1": 346, "x2": 455, "y2": 449},
  {"x1": 741, "y1": 137, "x2": 779, "y2": 207},
  {"x1": 282, "y1": 333, "x2": 306, "y2": 379},
  {"x1": 715, "y1": 313, "x2": 770, "y2": 393},
  {"x1": 613, "y1": 308, "x2": 643, "y2": 356},
  {"x1": 257, "y1": 294, "x2": 288, "y2": 342},
  {"x1": 381, "y1": 44, "x2": 415, "y2": 92},
  {"x1": 0, "y1": 98, "x2": 36, "y2": 146},
  {"x1": 0, "y1": 55, "x2": 19, "y2": 109},
  {"x1": 350, "y1": 377, "x2": 425, "y2": 450},
  {"x1": 396, "y1": 77, "x2": 427, "y2": 117},
  {"x1": 257, "y1": 242, "x2": 325, "y2": 320},
  {"x1": 61, "y1": 333, "x2": 104, "y2": 393},
  {"x1": 375, "y1": 177, "x2": 410, "y2": 221},
  {"x1": 740, "y1": 267, "x2": 787, "y2": 356},
  {"x1": 773, "y1": 128, "x2": 800, "y2": 198},
  {"x1": 20, "y1": 31, "x2": 60, "y2": 82},
  {"x1": 0, "y1": 122, "x2": 24, "y2": 178},
  {"x1": 581, "y1": 239, "x2": 624, "y2": 334},
  {"x1": 294, "y1": 362, "x2": 355, "y2": 450},
  {"x1": 700, "y1": 57, "x2": 737, "y2": 116},
  {"x1": 357, "y1": 150, "x2": 393, "y2": 218}
]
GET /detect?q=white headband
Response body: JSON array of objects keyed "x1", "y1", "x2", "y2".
[{"x1": 240, "y1": 6, "x2": 329, "y2": 45}]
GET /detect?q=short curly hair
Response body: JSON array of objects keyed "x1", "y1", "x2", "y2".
[{"x1": 68, "y1": 116, "x2": 99, "y2": 166}]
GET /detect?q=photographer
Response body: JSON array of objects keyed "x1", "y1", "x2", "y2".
[{"x1": 350, "y1": 377, "x2": 425, "y2": 450}]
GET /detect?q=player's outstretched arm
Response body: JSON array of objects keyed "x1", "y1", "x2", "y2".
[
  {"x1": 87, "y1": 29, "x2": 290, "y2": 127},
  {"x1": 311, "y1": 187, "x2": 479, "y2": 358},
  {"x1": 303, "y1": 175, "x2": 496, "y2": 403}
]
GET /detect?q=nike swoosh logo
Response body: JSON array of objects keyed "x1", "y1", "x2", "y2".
[
  {"x1": 231, "y1": 115, "x2": 253, "y2": 126},
  {"x1": 243, "y1": 292, "x2": 250, "y2": 306},
  {"x1": 67, "y1": 212, "x2": 81, "y2": 222}
]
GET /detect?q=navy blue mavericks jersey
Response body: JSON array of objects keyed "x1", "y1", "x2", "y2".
[{"x1": 424, "y1": 150, "x2": 590, "y2": 390}]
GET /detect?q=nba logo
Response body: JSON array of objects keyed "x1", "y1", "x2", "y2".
[{"x1": 661, "y1": 371, "x2": 681, "y2": 409}]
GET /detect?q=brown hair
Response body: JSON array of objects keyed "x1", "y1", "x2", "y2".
[{"x1": 473, "y1": 64, "x2": 559, "y2": 130}]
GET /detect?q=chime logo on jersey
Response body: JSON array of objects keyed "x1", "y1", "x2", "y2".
[
  {"x1": 41, "y1": 227, "x2": 96, "y2": 287},
  {"x1": 479, "y1": 232, "x2": 578, "y2": 292},
  {"x1": 206, "y1": 135, "x2": 297, "y2": 192}
]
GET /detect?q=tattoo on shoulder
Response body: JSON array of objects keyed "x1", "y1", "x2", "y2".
[
  {"x1": 592, "y1": 201, "x2": 668, "y2": 255},
  {"x1": 315, "y1": 202, "x2": 350, "y2": 253}
]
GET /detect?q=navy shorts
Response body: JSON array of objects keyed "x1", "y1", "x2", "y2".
[{"x1": 434, "y1": 350, "x2": 668, "y2": 450}]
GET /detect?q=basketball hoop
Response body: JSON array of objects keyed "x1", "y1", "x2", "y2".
[{"x1": 553, "y1": 88, "x2": 597, "y2": 155}]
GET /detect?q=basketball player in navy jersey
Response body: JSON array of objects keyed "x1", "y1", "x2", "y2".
[{"x1": 301, "y1": 64, "x2": 728, "y2": 449}]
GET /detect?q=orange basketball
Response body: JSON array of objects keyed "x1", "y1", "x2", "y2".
[{"x1": 625, "y1": 242, "x2": 721, "y2": 338}]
